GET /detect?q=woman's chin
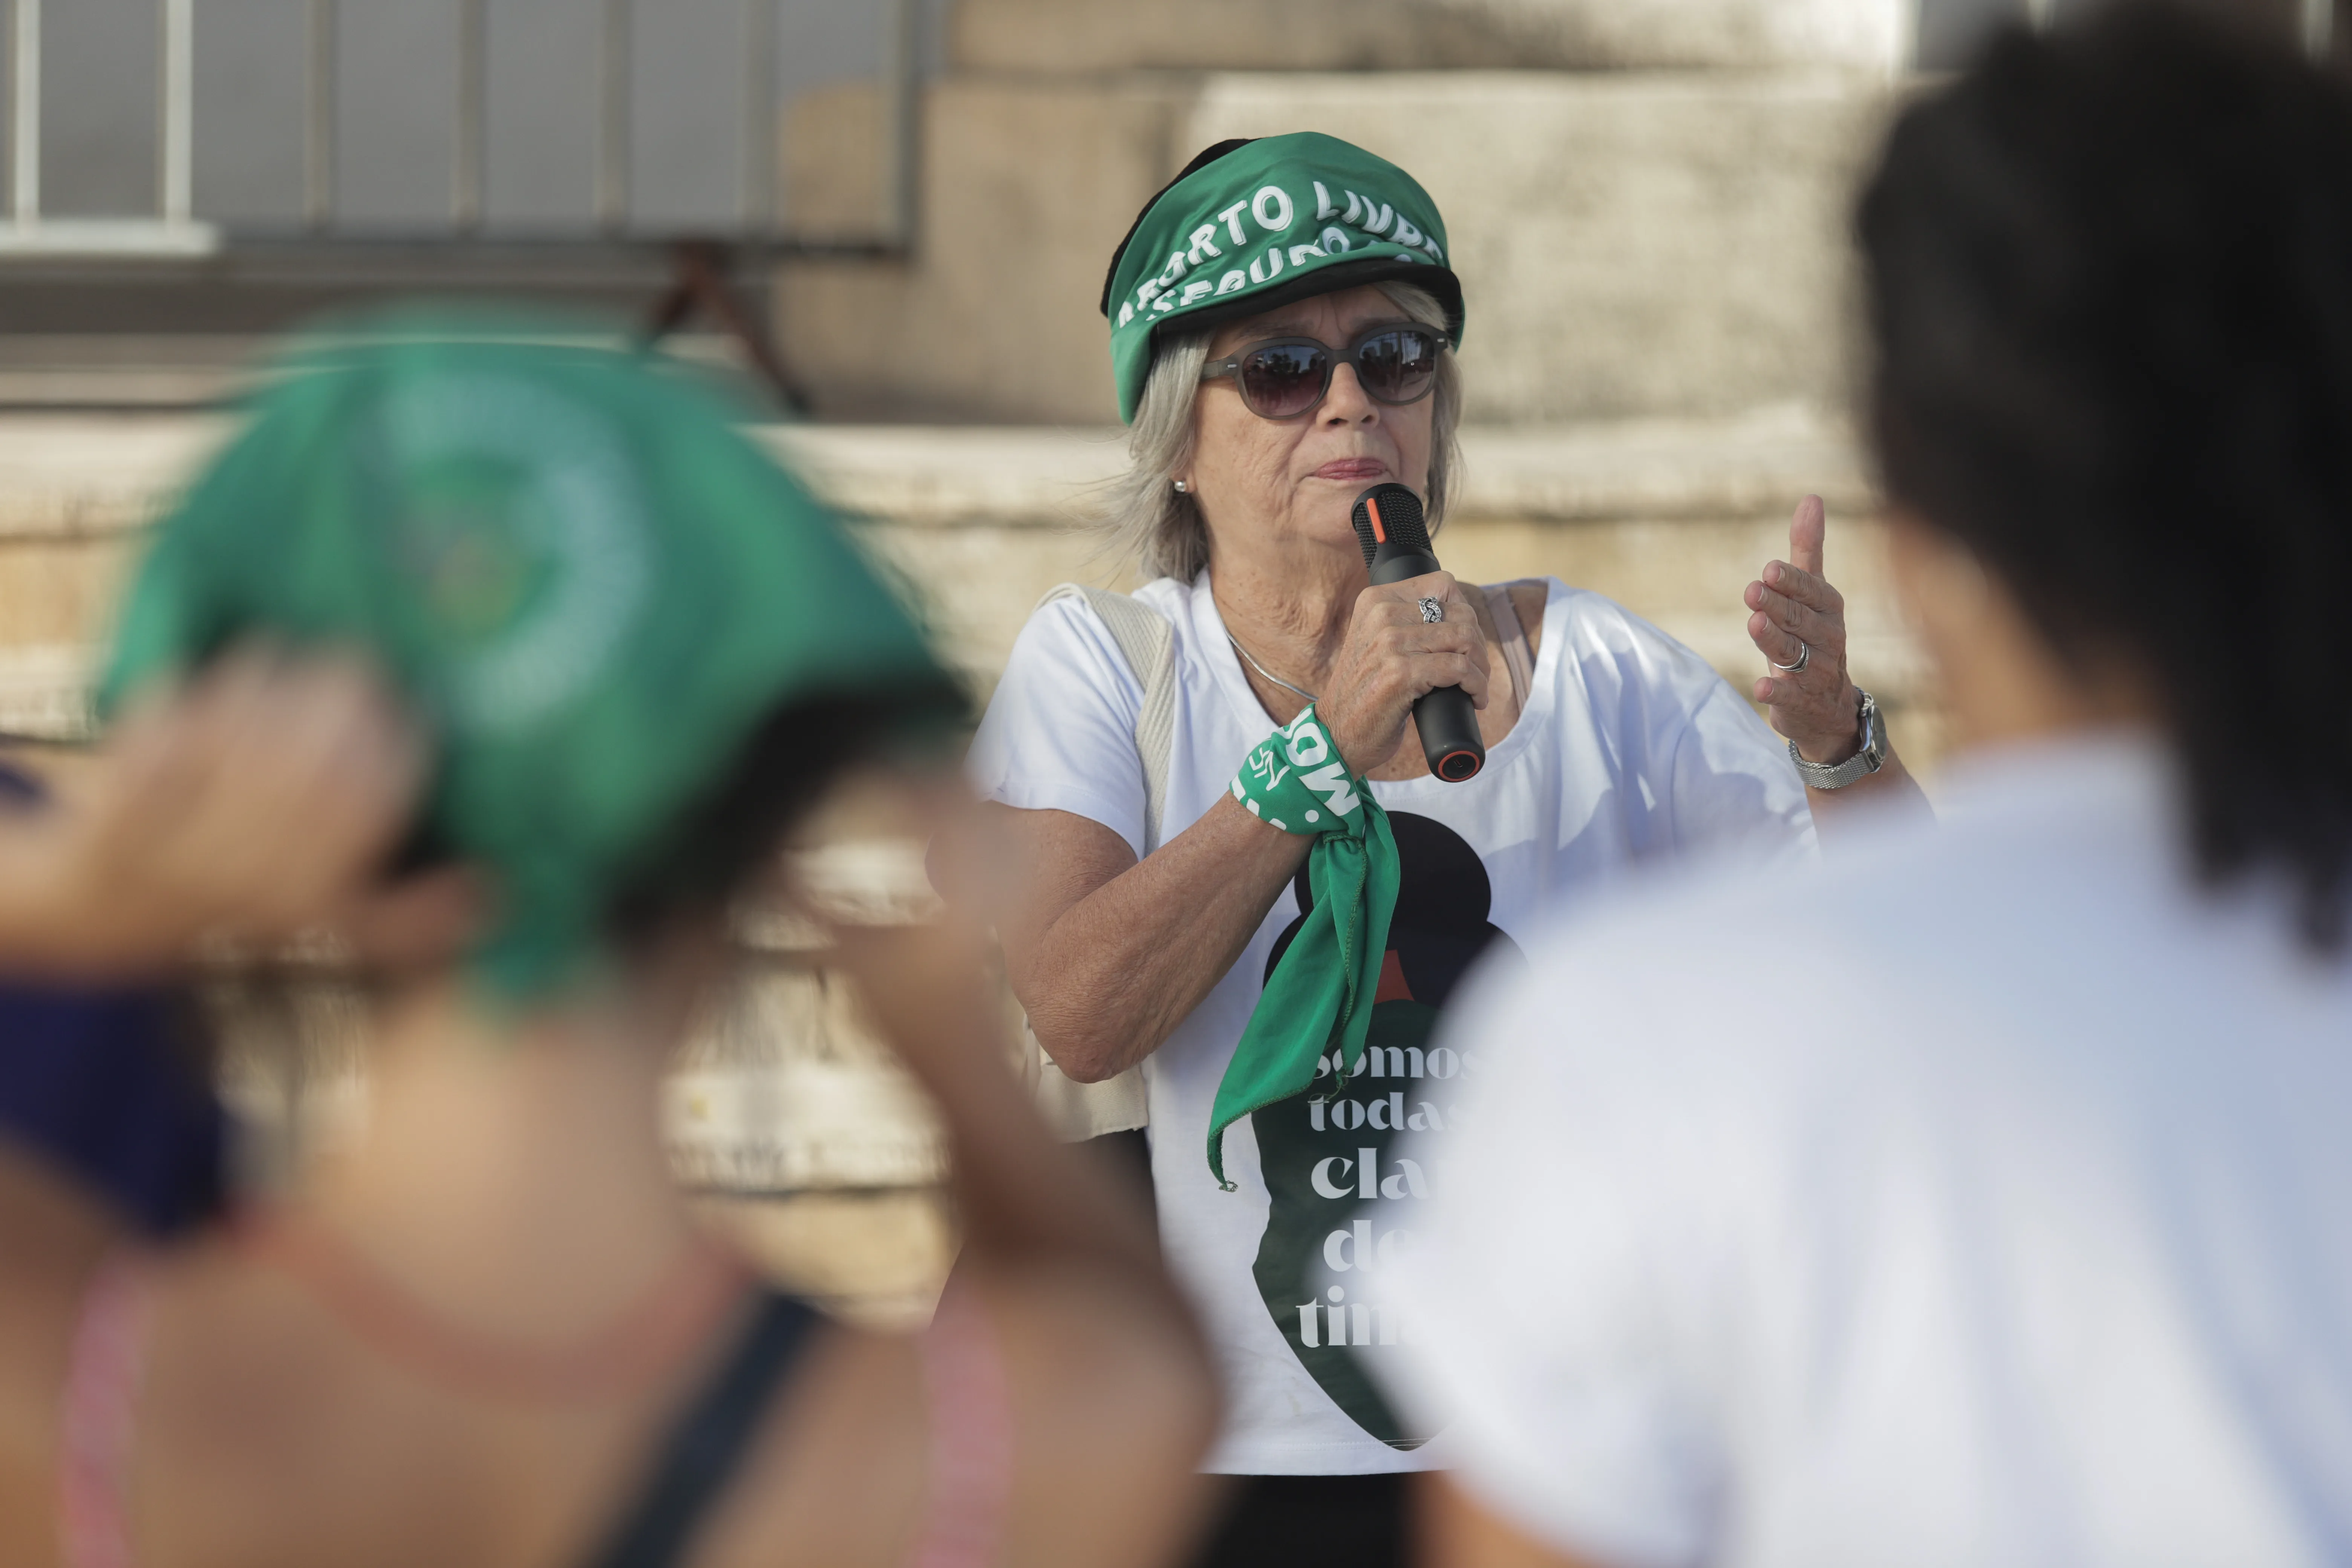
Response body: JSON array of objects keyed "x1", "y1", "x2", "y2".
[{"x1": 1299, "y1": 510, "x2": 1379, "y2": 562}]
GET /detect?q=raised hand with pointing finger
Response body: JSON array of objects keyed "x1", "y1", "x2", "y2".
[{"x1": 1743, "y1": 494, "x2": 1931, "y2": 828}]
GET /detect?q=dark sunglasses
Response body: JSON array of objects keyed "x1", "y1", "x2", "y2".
[{"x1": 1199, "y1": 325, "x2": 1445, "y2": 421}]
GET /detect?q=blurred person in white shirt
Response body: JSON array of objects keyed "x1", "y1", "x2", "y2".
[{"x1": 1380, "y1": 5, "x2": 2352, "y2": 1564}]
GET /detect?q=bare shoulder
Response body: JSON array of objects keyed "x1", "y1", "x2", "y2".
[
  {"x1": 709, "y1": 1269, "x2": 1216, "y2": 1568},
  {"x1": 968, "y1": 1266, "x2": 1218, "y2": 1567},
  {"x1": 698, "y1": 1318, "x2": 929, "y2": 1568}
]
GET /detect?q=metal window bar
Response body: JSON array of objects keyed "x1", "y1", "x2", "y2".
[
  {"x1": 161, "y1": 0, "x2": 194, "y2": 222},
  {"x1": 0, "y1": 0, "x2": 219, "y2": 253},
  {"x1": 0, "y1": 0, "x2": 917, "y2": 263},
  {"x1": 11, "y1": 0, "x2": 35, "y2": 227}
]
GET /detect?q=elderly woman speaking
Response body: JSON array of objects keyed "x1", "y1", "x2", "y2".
[{"x1": 969, "y1": 133, "x2": 1925, "y2": 1568}]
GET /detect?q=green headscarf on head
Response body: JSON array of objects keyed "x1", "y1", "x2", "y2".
[
  {"x1": 1100, "y1": 131, "x2": 1466, "y2": 423},
  {"x1": 103, "y1": 312, "x2": 962, "y2": 995}
]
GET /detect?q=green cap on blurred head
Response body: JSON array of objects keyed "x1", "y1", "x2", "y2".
[
  {"x1": 104, "y1": 316, "x2": 960, "y2": 995},
  {"x1": 1100, "y1": 132, "x2": 1465, "y2": 423}
]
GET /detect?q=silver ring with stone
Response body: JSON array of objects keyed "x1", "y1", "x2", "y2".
[
  {"x1": 1418, "y1": 596, "x2": 1444, "y2": 624},
  {"x1": 1772, "y1": 641, "x2": 1811, "y2": 675}
]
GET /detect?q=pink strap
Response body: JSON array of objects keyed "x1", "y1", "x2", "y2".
[
  {"x1": 58, "y1": 1251, "x2": 154, "y2": 1568},
  {"x1": 906, "y1": 1279, "x2": 1013, "y2": 1568}
]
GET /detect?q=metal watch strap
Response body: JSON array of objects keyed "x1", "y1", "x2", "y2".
[{"x1": 1788, "y1": 689, "x2": 1887, "y2": 789}]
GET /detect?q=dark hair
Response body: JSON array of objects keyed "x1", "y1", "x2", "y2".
[
  {"x1": 1859, "y1": 1, "x2": 2352, "y2": 943},
  {"x1": 606, "y1": 682, "x2": 963, "y2": 945}
]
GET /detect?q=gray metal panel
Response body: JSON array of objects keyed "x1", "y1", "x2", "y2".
[{"x1": 2, "y1": 0, "x2": 925, "y2": 256}]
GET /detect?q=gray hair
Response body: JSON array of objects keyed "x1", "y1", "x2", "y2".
[{"x1": 1099, "y1": 282, "x2": 1464, "y2": 583}]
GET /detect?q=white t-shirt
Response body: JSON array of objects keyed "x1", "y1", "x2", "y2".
[
  {"x1": 1380, "y1": 734, "x2": 2352, "y2": 1566},
  {"x1": 969, "y1": 570, "x2": 1811, "y2": 1475}
]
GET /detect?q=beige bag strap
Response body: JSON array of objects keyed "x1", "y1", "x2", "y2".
[
  {"x1": 1482, "y1": 581, "x2": 1537, "y2": 713},
  {"x1": 1054, "y1": 584, "x2": 1176, "y2": 852},
  {"x1": 1017, "y1": 585, "x2": 1174, "y2": 1141}
]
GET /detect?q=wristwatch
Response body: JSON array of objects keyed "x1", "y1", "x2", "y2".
[{"x1": 1788, "y1": 688, "x2": 1888, "y2": 789}]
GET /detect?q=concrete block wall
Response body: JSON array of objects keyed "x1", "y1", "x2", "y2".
[
  {"x1": 0, "y1": 409, "x2": 1929, "y2": 755},
  {"x1": 0, "y1": 402, "x2": 1929, "y2": 1317},
  {"x1": 949, "y1": 0, "x2": 1913, "y2": 72},
  {"x1": 776, "y1": 69, "x2": 1894, "y2": 427}
]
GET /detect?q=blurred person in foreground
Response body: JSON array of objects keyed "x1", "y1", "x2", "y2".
[
  {"x1": 973, "y1": 131, "x2": 1928, "y2": 1568},
  {"x1": 0, "y1": 325, "x2": 1216, "y2": 1568},
  {"x1": 0, "y1": 652, "x2": 433, "y2": 1237},
  {"x1": 1384, "y1": 6, "x2": 2352, "y2": 1564}
]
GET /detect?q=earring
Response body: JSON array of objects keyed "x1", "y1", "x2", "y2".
[{"x1": 1173, "y1": 479, "x2": 1189, "y2": 494}]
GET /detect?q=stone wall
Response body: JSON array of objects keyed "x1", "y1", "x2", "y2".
[
  {"x1": 775, "y1": 70, "x2": 1895, "y2": 426},
  {"x1": 0, "y1": 408, "x2": 1931, "y2": 753},
  {"x1": 0, "y1": 0, "x2": 1945, "y2": 1318},
  {"x1": 0, "y1": 398, "x2": 1931, "y2": 1319},
  {"x1": 949, "y1": 0, "x2": 1913, "y2": 72}
]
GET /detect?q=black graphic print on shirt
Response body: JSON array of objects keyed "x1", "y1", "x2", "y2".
[{"x1": 1249, "y1": 811, "x2": 1527, "y2": 1449}]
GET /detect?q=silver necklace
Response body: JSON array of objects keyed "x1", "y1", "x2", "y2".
[{"x1": 1227, "y1": 633, "x2": 1318, "y2": 703}]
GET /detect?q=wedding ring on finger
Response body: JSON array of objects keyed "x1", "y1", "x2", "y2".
[
  {"x1": 1418, "y1": 596, "x2": 1445, "y2": 624},
  {"x1": 1772, "y1": 641, "x2": 1811, "y2": 675}
]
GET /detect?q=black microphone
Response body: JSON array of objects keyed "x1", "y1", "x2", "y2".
[{"x1": 1349, "y1": 482, "x2": 1485, "y2": 783}]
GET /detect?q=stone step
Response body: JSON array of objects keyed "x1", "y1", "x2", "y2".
[
  {"x1": 0, "y1": 404, "x2": 1932, "y2": 757},
  {"x1": 777, "y1": 69, "x2": 1895, "y2": 426}
]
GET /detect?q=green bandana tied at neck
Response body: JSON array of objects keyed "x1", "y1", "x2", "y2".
[
  {"x1": 1210, "y1": 703, "x2": 1399, "y2": 1189},
  {"x1": 101, "y1": 311, "x2": 961, "y2": 996}
]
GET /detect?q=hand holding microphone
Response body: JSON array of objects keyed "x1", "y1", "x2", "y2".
[{"x1": 1312, "y1": 482, "x2": 1490, "y2": 783}]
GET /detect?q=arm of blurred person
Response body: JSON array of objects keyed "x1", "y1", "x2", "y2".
[
  {"x1": 1420, "y1": 1475, "x2": 1614, "y2": 1568},
  {"x1": 818, "y1": 873, "x2": 1221, "y2": 1567},
  {"x1": 1746, "y1": 495, "x2": 1932, "y2": 833},
  {"x1": 0, "y1": 1141, "x2": 124, "y2": 1563},
  {"x1": 0, "y1": 648, "x2": 456, "y2": 978}
]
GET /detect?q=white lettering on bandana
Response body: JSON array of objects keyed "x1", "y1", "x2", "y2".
[
  {"x1": 1112, "y1": 168, "x2": 1452, "y2": 344},
  {"x1": 386, "y1": 372, "x2": 650, "y2": 732}
]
